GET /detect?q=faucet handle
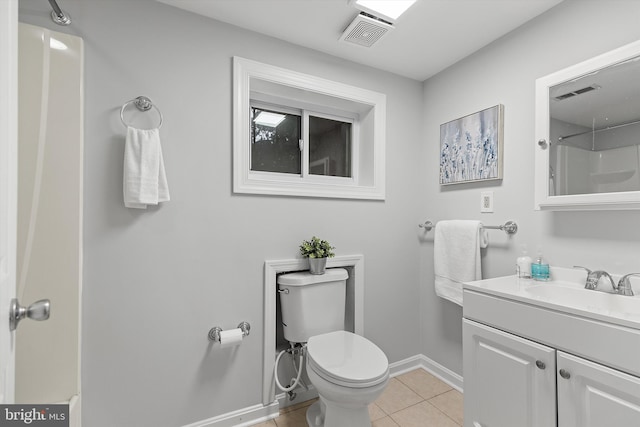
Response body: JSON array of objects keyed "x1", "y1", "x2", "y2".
[
  {"x1": 573, "y1": 266, "x2": 598, "y2": 290},
  {"x1": 617, "y1": 273, "x2": 640, "y2": 296}
]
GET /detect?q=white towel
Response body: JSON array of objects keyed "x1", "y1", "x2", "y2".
[
  {"x1": 123, "y1": 126, "x2": 170, "y2": 209},
  {"x1": 434, "y1": 220, "x2": 488, "y2": 306}
]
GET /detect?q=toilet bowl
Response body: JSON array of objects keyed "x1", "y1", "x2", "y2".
[{"x1": 304, "y1": 330, "x2": 389, "y2": 427}]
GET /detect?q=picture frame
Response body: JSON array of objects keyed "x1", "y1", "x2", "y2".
[{"x1": 439, "y1": 104, "x2": 504, "y2": 185}]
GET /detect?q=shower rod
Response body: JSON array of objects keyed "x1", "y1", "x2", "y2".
[{"x1": 48, "y1": 0, "x2": 71, "y2": 26}]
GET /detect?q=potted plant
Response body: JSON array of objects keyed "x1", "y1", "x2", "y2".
[{"x1": 299, "y1": 236, "x2": 335, "y2": 275}]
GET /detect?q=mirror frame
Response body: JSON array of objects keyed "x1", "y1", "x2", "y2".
[{"x1": 535, "y1": 39, "x2": 640, "y2": 210}]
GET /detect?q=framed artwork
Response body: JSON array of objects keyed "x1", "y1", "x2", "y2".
[{"x1": 439, "y1": 104, "x2": 504, "y2": 185}]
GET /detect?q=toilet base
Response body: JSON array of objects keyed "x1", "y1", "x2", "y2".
[
  {"x1": 306, "y1": 401, "x2": 324, "y2": 426},
  {"x1": 305, "y1": 398, "x2": 372, "y2": 427}
]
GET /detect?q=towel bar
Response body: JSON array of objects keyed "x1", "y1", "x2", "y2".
[{"x1": 419, "y1": 220, "x2": 518, "y2": 235}]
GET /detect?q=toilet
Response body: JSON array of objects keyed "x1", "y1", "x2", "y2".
[{"x1": 277, "y1": 268, "x2": 389, "y2": 427}]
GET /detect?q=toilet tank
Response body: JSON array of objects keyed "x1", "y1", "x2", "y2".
[{"x1": 277, "y1": 268, "x2": 348, "y2": 344}]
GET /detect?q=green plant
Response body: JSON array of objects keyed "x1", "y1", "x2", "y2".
[{"x1": 299, "y1": 236, "x2": 335, "y2": 259}]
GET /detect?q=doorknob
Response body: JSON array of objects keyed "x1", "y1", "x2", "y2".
[{"x1": 9, "y1": 298, "x2": 50, "y2": 331}]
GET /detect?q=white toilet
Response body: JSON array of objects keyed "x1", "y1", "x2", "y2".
[{"x1": 277, "y1": 268, "x2": 389, "y2": 427}]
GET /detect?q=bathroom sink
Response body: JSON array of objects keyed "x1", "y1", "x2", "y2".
[
  {"x1": 463, "y1": 267, "x2": 640, "y2": 330},
  {"x1": 524, "y1": 282, "x2": 640, "y2": 319}
]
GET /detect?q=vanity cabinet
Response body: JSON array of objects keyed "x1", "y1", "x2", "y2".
[
  {"x1": 462, "y1": 278, "x2": 640, "y2": 427},
  {"x1": 464, "y1": 319, "x2": 640, "y2": 427}
]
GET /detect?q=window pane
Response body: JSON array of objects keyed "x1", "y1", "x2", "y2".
[
  {"x1": 251, "y1": 107, "x2": 301, "y2": 174},
  {"x1": 309, "y1": 116, "x2": 352, "y2": 177}
]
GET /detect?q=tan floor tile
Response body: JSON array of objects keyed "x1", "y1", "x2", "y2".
[
  {"x1": 396, "y1": 369, "x2": 453, "y2": 400},
  {"x1": 391, "y1": 401, "x2": 459, "y2": 427},
  {"x1": 248, "y1": 420, "x2": 277, "y2": 427},
  {"x1": 428, "y1": 389, "x2": 464, "y2": 425},
  {"x1": 280, "y1": 398, "x2": 317, "y2": 414},
  {"x1": 373, "y1": 416, "x2": 400, "y2": 427},
  {"x1": 369, "y1": 402, "x2": 387, "y2": 421},
  {"x1": 374, "y1": 378, "x2": 424, "y2": 415},
  {"x1": 274, "y1": 405, "x2": 308, "y2": 427}
]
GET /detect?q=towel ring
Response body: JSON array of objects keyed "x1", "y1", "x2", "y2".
[{"x1": 120, "y1": 96, "x2": 163, "y2": 129}]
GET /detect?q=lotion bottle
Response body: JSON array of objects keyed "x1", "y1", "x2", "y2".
[{"x1": 516, "y1": 245, "x2": 532, "y2": 279}]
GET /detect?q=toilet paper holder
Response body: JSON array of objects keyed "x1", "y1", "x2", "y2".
[{"x1": 208, "y1": 321, "x2": 251, "y2": 342}]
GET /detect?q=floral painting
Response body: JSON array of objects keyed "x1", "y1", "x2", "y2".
[{"x1": 440, "y1": 105, "x2": 503, "y2": 184}]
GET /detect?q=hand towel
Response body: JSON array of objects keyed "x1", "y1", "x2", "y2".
[
  {"x1": 434, "y1": 220, "x2": 487, "y2": 306},
  {"x1": 123, "y1": 126, "x2": 170, "y2": 209}
]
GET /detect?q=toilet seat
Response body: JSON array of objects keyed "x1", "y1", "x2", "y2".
[{"x1": 306, "y1": 330, "x2": 389, "y2": 389}]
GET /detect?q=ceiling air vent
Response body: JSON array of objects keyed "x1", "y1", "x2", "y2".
[{"x1": 340, "y1": 12, "x2": 394, "y2": 48}]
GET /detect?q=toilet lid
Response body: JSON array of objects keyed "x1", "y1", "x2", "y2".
[{"x1": 306, "y1": 331, "x2": 389, "y2": 388}]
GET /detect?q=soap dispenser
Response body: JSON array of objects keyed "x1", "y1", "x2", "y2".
[
  {"x1": 516, "y1": 245, "x2": 532, "y2": 279},
  {"x1": 531, "y1": 248, "x2": 550, "y2": 281}
]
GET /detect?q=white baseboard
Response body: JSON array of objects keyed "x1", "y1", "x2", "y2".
[
  {"x1": 181, "y1": 401, "x2": 279, "y2": 427},
  {"x1": 388, "y1": 354, "x2": 463, "y2": 392},
  {"x1": 276, "y1": 385, "x2": 318, "y2": 410},
  {"x1": 184, "y1": 353, "x2": 463, "y2": 427}
]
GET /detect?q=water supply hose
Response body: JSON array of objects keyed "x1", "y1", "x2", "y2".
[{"x1": 274, "y1": 344, "x2": 305, "y2": 392}]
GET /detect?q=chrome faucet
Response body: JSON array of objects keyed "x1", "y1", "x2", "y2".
[
  {"x1": 617, "y1": 273, "x2": 640, "y2": 296},
  {"x1": 573, "y1": 266, "x2": 617, "y2": 292}
]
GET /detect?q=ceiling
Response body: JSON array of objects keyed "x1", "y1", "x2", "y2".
[{"x1": 157, "y1": 0, "x2": 563, "y2": 81}]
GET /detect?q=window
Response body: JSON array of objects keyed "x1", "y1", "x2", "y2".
[
  {"x1": 308, "y1": 114, "x2": 353, "y2": 178},
  {"x1": 233, "y1": 57, "x2": 386, "y2": 200},
  {"x1": 250, "y1": 102, "x2": 355, "y2": 180},
  {"x1": 251, "y1": 105, "x2": 302, "y2": 174}
]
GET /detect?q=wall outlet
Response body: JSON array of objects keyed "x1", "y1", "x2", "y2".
[{"x1": 480, "y1": 191, "x2": 494, "y2": 213}]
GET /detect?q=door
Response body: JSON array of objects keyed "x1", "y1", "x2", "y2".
[
  {"x1": 463, "y1": 319, "x2": 557, "y2": 427},
  {"x1": 0, "y1": 0, "x2": 18, "y2": 405},
  {"x1": 557, "y1": 351, "x2": 640, "y2": 427}
]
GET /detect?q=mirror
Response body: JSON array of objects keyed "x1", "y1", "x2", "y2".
[{"x1": 535, "y1": 40, "x2": 640, "y2": 210}]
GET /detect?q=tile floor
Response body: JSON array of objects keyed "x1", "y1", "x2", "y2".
[{"x1": 251, "y1": 368, "x2": 463, "y2": 427}]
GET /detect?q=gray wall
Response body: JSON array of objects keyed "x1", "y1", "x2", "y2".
[
  {"x1": 19, "y1": 1, "x2": 422, "y2": 426},
  {"x1": 419, "y1": 0, "x2": 640, "y2": 377}
]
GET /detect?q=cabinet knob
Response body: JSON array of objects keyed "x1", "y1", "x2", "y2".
[
  {"x1": 538, "y1": 139, "x2": 548, "y2": 149},
  {"x1": 535, "y1": 360, "x2": 546, "y2": 370},
  {"x1": 559, "y1": 369, "x2": 571, "y2": 379}
]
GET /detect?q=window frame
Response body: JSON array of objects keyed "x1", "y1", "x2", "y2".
[{"x1": 233, "y1": 56, "x2": 386, "y2": 200}]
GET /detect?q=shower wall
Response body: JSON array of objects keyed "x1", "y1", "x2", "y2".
[
  {"x1": 555, "y1": 142, "x2": 640, "y2": 195},
  {"x1": 16, "y1": 22, "x2": 82, "y2": 416}
]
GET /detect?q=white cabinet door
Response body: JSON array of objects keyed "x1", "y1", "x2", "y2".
[
  {"x1": 557, "y1": 351, "x2": 640, "y2": 427},
  {"x1": 463, "y1": 319, "x2": 557, "y2": 427}
]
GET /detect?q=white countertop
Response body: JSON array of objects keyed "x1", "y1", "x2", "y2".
[{"x1": 464, "y1": 267, "x2": 640, "y2": 331}]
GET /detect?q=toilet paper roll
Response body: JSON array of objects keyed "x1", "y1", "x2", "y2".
[{"x1": 219, "y1": 328, "x2": 243, "y2": 348}]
